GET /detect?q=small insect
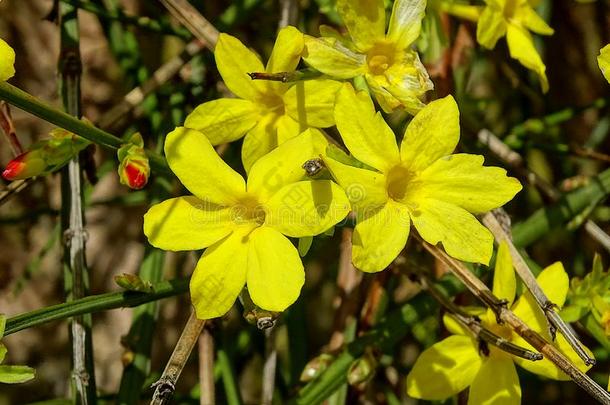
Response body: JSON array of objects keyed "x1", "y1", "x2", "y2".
[{"x1": 302, "y1": 158, "x2": 325, "y2": 177}]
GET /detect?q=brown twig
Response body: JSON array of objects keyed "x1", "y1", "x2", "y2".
[
  {"x1": 199, "y1": 326, "x2": 215, "y2": 405},
  {"x1": 0, "y1": 101, "x2": 23, "y2": 155},
  {"x1": 151, "y1": 310, "x2": 206, "y2": 405},
  {"x1": 416, "y1": 234, "x2": 610, "y2": 404},
  {"x1": 158, "y1": 0, "x2": 219, "y2": 47}
]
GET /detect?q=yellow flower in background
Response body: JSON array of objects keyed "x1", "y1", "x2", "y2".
[
  {"x1": 184, "y1": 26, "x2": 341, "y2": 172},
  {"x1": 476, "y1": 0, "x2": 554, "y2": 92},
  {"x1": 0, "y1": 39, "x2": 15, "y2": 81},
  {"x1": 406, "y1": 242, "x2": 592, "y2": 404},
  {"x1": 324, "y1": 84, "x2": 521, "y2": 272},
  {"x1": 301, "y1": 0, "x2": 433, "y2": 114},
  {"x1": 144, "y1": 128, "x2": 350, "y2": 319},
  {"x1": 598, "y1": 44, "x2": 610, "y2": 83}
]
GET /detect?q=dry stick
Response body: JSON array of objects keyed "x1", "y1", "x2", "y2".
[
  {"x1": 199, "y1": 326, "x2": 215, "y2": 405},
  {"x1": 482, "y1": 212, "x2": 595, "y2": 366},
  {"x1": 0, "y1": 101, "x2": 23, "y2": 155},
  {"x1": 278, "y1": 0, "x2": 298, "y2": 29},
  {"x1": 262, "y1": 327, "x2": 278, "y2": 405},
  {"x1": 59, "y1": 3, "x2": 96, "y2": 404},
  {"x1": 158, "y1": 0, "x2": 219, "y2": 46},
  {"x1": 416, "y1": 236, "x2": 610, "y2": 404},
  {"x1": 151, "y1": 310, "x2": 206, "y2": 405},
  {"x1": 414, "y1": 268, "x2": 543, "y2": 361},
  {"x1": 478, "y1": 128, "x2": 610, "y2": 253}
]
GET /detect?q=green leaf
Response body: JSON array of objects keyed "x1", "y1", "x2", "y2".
[
  {"x1": 559, "y1": 305, "x2": 588, "y2": 322},
  {"x1": 298, "y1": 237, "x2": 313, "y2": 257},
  {"x1": 0, "y1": 365, "x2": 35, "y2": 384}
]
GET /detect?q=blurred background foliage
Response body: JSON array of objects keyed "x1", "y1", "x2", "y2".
[{"x1": 0, "y1": 0, "x2": 609, "y2": 404}]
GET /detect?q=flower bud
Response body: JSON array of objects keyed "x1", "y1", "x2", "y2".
[
  {"x1": 299, "y1": 353, "x2": 334, "y2": 382},
  {"x1": 2, "y1": 150, "x2": 46, "y2": 180},
  {"x1": 117, "y1": 133, "x2": 150, "y2": 190},
  {"x1": 347, "y1": 351, "x2": 377, "y2": 387}
]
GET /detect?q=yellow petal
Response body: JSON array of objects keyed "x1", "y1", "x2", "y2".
[
  {"x1": 598, "y1": 44, "x2": 610, "y2": 83},
  {"x1": 441, "y1": 3, "x2": 483, "y2": 22},
  {"x1": 365, "y1": 74, "x2": 403, "y2": 113},
  {"x1": 0, "y1": 39, "x2": 15, "y2": 81},
  {"x1": 443, "y1": 313, "x2": 471, "y2": 336},
  {"x1": 387, "y1": 0, "x2": 426, "y2": 49},
  {"x1": 468, "y1": 357, "x2": 521, "y2": 405},
  {"x1": 506, "y1": 24, "x2": 549, "y2": 93},
  {"x1": 323, "y1": 157, "x2": 388, "y2": 212},
  {"x1": 410, "y1": 199, "x2": 494, "y2": 265},
  {"x1": 248, "y1": 128, "x2": 328, "y2": 200},
  {"x1": 336, "y1": 0, "x2": 385, "y2": 51},
  {"x1": 493, "y1": 242, "x2": 517, "y2": 306},
  {"x1": 414, "y1": 154, "x2": 522, "y2": 213},
  {"x1": 353, "y1": 201, "x2": 410, "y2": 273},
  {"x1": 190, "y1": 228, "x2": 250, "y2": 319},
  {"x1": 215, "y1": 33, "x2": 266, "y2": 100},
  {"x1": 276, "y1": 114, "x2": 302, "y2": 144},
  {"x1": 536, "y1": 262, "x2": 569, "y2": 308},
  {"x1": 143, "y1": 196, "x2": 234, "y2": 251},
  {"x1": 284, "y1": 79, "x2": 342, "y2": 128},
  {"x1": 266, "y1": 26, "x2": 304, "y2": 73},
  {"x1": 406, "y1": 335, "x2": 481, "y2": 400},
  {"x1": 264, "y1": 180, "x2": 350, "y2": 237},
  {"x1": 246, "y1": 226, "x2": 304, "y2": 311},
  {"x1": 303, "y1": 36, "x2": 366, "y2": 79},
  {"x1": 242, "y1": 114, "x2": 279, "y2": 173},
  {"x1": 517, "y1": 8, "x2": 554, "y2": 35},
  {"x1": 476, "y1": 8, "x2": 507, "y2": 49},
  {"x1": 165, "y1": 127, "x2": 246, "y2": 204},
  {"x1": 184, "y1": 98, "x2": 260, "y2": 145},
  {"x1": 335, "y1": 84, "x2": 400, "y2": 172},
  {"x1": 266, "y1": 26, "x2": 305, "y2": 94},
  {"x1": 400, "y1": 96, "x2": 460, "y2": 172}
]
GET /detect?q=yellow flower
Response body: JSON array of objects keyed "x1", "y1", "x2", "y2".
[
  {"x1": 598, "y1": 44, "x2": 610, "y2": 83},
  {"x1": 143, "y1": 128, "x2": 350, "y2": 319},
  {"x1": 184, "y1": 26, "x2": 342, "y2": 172},
  {"x1": 324, "y1": 84, "x2": 521, "y2": 272},
  {"x1": 301, "y1": 0, "x2": 433, "y2": 114},
  {"x1": 0, "y1": 39, "x2": 15, "y2": 81},
  {"x1": 406, "y1": 242, "x2": 593, "y2": 404},
  {"x1": 476, "y1": 0, "x2": 553, "y2": 92}
]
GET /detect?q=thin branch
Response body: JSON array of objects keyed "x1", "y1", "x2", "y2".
[
  {"x1": 199, "y1": 326, "x2": 215, "y2": 405},
  {"x1": 248, "y1": 69, "x2": 323, "y2": 83},
  {"x1": 262, "y1": 327, "x2": 278, "y2": 405},
  {"x1": 278, "y1": 0, "x2": 298, "y2": 29},
  {"x1": 478, "y1": 128, "x2": 610, "y2": 253},
  {"x1": 0, "y1": 178, "x2": 32, "y2": 206},
  {"x1": 482, "y1": 212, "x2": 595, "y2": 366},
  {"x1": 58, "y1": 2, "x2": 96, "y2": 403},
  {"x1": 158, "y1": 0, "x2": 219, "y2": 46},
  {"x1": 151, "y1": 310, "x2": 206, "y2": 405},
  {"x1": 416, "y1": 235, "x2": 610, "y2": 404},
  {"x1": 0, "y1": 101, "x2": 22, "y2": 155}
]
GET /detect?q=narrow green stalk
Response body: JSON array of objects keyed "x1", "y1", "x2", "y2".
[
  {"x1": 216, "y1": 347, "x2": 243, "y2": 405},
  {"x1": 512, "y1": 167, "x2": 610, "y2": 247},
  {"x1": 58, "y1": 5, "x2": 96, "y2": 403},
  {"x1": 0, "y1": 82, "x2": 170, "y2": 175},
  {"x1": 116, "y1": 247, "x2": 165, "y2": 405},
  {"x1": 292, "y1": 276, "x2": 463, "y2": 405},
  {"x1": 5, "y1": 278, "x2": 189, "y2": 336},
  {"x1": 59, "y1": 0, "x2": 191, "y2": 39}
]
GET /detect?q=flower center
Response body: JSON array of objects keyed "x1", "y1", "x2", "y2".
[
  {"x1": 385, "y1": 165, "x2": 414, "y2": 202},
  {"x1": 231, "y1": 197, "x2": 266, "y2": 226},
  {"x1": 503, "y1": 0, "x2": 519, "y2": 19},
  {"x1": 258, "y1": 92, "x2": 285, "y2": 115},
  {"x1": 366, "y1": 41, "x2": 396, "y2": 76}
]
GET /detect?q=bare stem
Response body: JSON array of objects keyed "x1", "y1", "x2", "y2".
[
  {"x1": 262, "y1": 327, "x2": 278, "y2": 405},
  {"x1": 158, "y1": 0, "x2": 219, "y2": 46},
  {"x1": 247, "y1": 69, "x2": 322, "y2": 83},
  {"x1": 199, "y1": 326, "x2": 215, "y2": 405},
  {"x1": 0, "y1": 101, "x2": 22, "y2": 155},
  {"x1": 151, "y1": 310, "x2": 205, "y2": 405},
  {"x1": 278, "y1": 0, "x2": 298, "y2": 29}
]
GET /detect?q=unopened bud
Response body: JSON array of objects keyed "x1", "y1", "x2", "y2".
[
  {"x1": 299, "y1": 353, "x2": 334, "y2": 382},
  {"x1": 2, "y1": 150, "x2": 46, "y2": 180},
  {"x1": 347, "y1": 351, "x2": 377, "y2": 387},
  {"x1": 118, "y1": 133, "x2": 149, "y2": 190}
]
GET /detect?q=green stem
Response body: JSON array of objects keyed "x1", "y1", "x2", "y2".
[
  {"x1": 0, "y1": 82, "x2": 170, "y2": 175},
  {"x1": 217, "y1": 347, "x2": 243, "y2": 405},
  {"x1": 4, "y1": 278, "x2": 189, "y2": 336},
  {"x1": 512, "y1": 167, "x2": 610, "y2": 247}
]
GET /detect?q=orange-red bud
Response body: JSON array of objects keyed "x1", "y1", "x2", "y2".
[{"x1": 2, "y1": 150, "x2": 46, "y2": 180}]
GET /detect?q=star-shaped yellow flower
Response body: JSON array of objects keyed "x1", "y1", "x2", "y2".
[
  {"x1": 476, "y1": 0, "x2": 553, "y2": 92},
  {"x1": 144, "y1": 128, "x2": 350, "y2": 319},
  {"x1": 406, "y1": 242, "x2": 592, "y2": 404},
  {"x1": 324, "y1": 84, "x2": 521, "y2": 272},
  {"x1": 184, "y1": 26, "x2": 341, "y2": 172},
  {"x1": 0, "y1": 39, "x2": 15, "y2": 81},
  {"x1": 301, "y1": 0, "x2": 433, "y2": 114}
]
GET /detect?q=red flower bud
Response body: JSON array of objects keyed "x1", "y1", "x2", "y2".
[
  {"x1": 123, "y1": 161, "x2": 148, "y2": 190},
  {"x1": 2, "y1": 150, "x2": 46, "y2": 181},
  {"x1": 117, "y1": 133, "x2": 149, "y2": 190}
]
